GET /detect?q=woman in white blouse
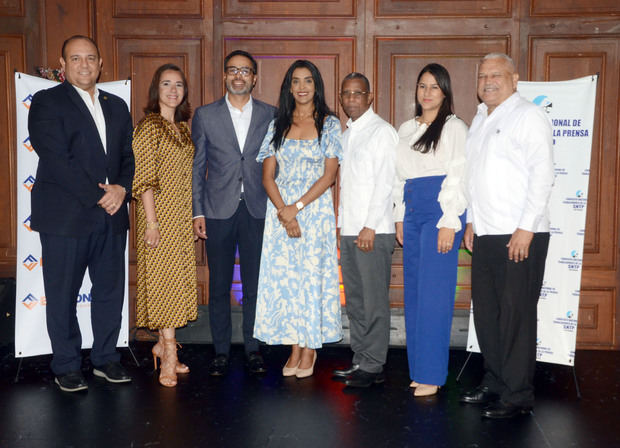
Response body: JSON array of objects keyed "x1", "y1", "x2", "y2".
[{"x1": 393, "y1": 63, "x2": 468, "y2": 397}]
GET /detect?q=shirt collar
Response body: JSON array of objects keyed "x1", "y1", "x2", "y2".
[
  {"x1": 346, "y1": 107, "x2": 375, "y2": 129},
  {"x1": 225, "y1": 93, "x2": 253, "y2": 113},
  {"x1": 478, "y1": 91, "x2": 521, "y2": 116},
  {"x1": 72, "y1": 84, "x2": 100, "y2": 104}
]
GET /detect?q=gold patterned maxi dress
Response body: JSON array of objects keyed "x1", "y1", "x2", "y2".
[{"x1": 132, "y1": 113, "x2": 197, "y2": 330}]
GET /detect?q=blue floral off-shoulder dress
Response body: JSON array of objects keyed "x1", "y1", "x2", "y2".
[{"x1": 253, "y1": 115, "x2": 343, "y2": 349}]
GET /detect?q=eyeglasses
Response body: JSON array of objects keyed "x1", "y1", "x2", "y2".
[
  {"x1": 225, "y1": 66, "x2": 254, "y2": 76},
  {"x1": 339, "y1": 90, "x2": 369, "y2": 99}
]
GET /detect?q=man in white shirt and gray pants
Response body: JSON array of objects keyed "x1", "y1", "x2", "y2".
[
  {"x1": 460, "y1": 53, "x2": 554, "y2": 418},
  {"x1": 334, "y1": 72, "x2": 398, "y2": 388}
]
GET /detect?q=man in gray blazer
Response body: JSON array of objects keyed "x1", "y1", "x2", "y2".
[{"x1": 192, "y1": 50, "x2": 276, "y2": 376}]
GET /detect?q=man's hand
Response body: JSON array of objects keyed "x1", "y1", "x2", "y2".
[
  {"x1": 354, "y1": 227, "x2": 375, "y2": 252},
  {"x1": 464, "y1": 223, "x2": 474, "y2": 252},
  {"x1": 507, "y1": 228, "x2": 534, "y2": 263},
  {"x1": 193, "y1": 217, "x2": 207, "y2": 240},
  {"x1": 437, "y1": 227, "x2": 455, "y2": 254},
  {"x1": 395, "y1": 222, "x2": 403, "y2": 246},
  {"x1": 97, "y1": 183, "x2": 126, "y2": 215}
]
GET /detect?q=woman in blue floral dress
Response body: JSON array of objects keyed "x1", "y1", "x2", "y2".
[{"x1": 254, "y1": 60, "x2": 343, "y2": 378}]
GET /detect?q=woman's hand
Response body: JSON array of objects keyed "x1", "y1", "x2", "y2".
[
  {"x1": 285, "y1": 218, "x2": 302, "y2": 238},
  {"x1": 277, "y1": 204, "x2": 298, "y2": 226},
  {"x1": 395, "y1": 222, "x2": 404, "y2": 246},
  {"x1": 437, "y1": 227, "x2": 455, "y2": 254},
  {"x1": 144, "y1": 228, "x2": 160, "y2": 248}
]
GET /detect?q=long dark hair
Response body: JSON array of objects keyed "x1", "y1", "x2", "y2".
[
  {"x1": 144, "y1": 63, "x2": 191, "y2": 122},
  {"x1": 271, "y1": 60, "x2": 335, "y2": 151},
  {"x1": 412, "y1": 63, "x2": 454, "y2": 154}
]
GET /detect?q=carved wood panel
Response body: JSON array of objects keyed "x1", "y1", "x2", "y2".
[
  {"x1": 375, "y1": 36, "x2": 510, "y2": 129},
  {"x1": 530, "y1": 0, "x2": 620, "y2": 17},
  {"x1": 222, "y1": 0, "x2": 355, "y2": 18},
  {"x1": 113, "y1": 0, "x2": 203, "y2": 17},
  {"x1": 530, "y1": 37, "x2": 619, "y2": 270},
  {"x1": 222, "y1": 36, "x2": 355, "y2": 116},
  {"x1": 375, "y1": 0, "x2": 510, "y2": 17},
  {"x1": 0, "y1": 35, "x2": 25, "y2": 277}
]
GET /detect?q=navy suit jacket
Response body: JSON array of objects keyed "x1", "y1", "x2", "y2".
[
  {"x1": 191, "y1": 97, "x2": 276, "y2": 220},
  {"x1": 28, "y1": 81, "x2": 134, "y2": 237}
]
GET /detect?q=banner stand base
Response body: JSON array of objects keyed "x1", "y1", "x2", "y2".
[
  {"x1": 127, "y1": 344, "x2": 140, "y2": 367},
  {"x1": 14, "y1": 357, "x2": 23, "y2": 383},
  {"x1": 572, "y1": 365, "x2": 582, "y2": 399},
  {"x1": 13, "y1": 345, "x2": 140, "y2": 384},
  {"x1": 457, "y1": 350, "x2": 582, "y2": 400},
  {"x1": 456, "y1": 351, "x2": 473, "y2": 383}
]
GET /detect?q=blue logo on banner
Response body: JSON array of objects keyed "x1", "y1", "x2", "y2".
[
  {"x1": 22, "y1": 136, "x2": 34, "y2": 152},
  {"x1": 532, "y1": 95, "x2": 553, "y2": 113},
  {"x1": 23, "y1": 215, "x2": 32, "y2": 232},
  {"x1": 571, "y1": 250, "x2": 579, "y2": 258},
  {"x1": 22, "y1": 254, "x2": 38, "y2": 271},
  {"x1": 576, "y1": 190, "x2": 584, "y2": 198},
  {"x1": 23, "y1": 175, "x2": 36, "y2": 192},
  {"x1": 22, "y1": 293, "x2": 38, "y2": 310},
  {"x1": 566, "y1": 310, "x2": 574, "y2": 319},
  {"x1": 22, "y1": 94, "x2": 33, "y2": 109}
]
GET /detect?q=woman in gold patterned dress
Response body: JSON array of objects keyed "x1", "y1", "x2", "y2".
[{"x1": 132, "y1": 64, "x2": 197, "y2": 387}]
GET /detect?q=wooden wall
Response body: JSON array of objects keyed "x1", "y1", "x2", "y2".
[{"x1": 1, "y1": 0, "x2": 618, "y2": 349}]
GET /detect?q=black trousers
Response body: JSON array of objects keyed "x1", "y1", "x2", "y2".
[
  {"x1": 205, "y1": 199, "x2": 264, "y2": 356},
  {"x1": 471, "y1": 232, "x2": 550, "y2": 407},
  {"x1": 40, "y1": 217, "x2": 126, "y2": 375}
]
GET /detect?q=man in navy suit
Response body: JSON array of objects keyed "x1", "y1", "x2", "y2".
[
  {"x1": 192, "y1": 50, "x2": 276, "y2": 376},
  {"x1": 28, "y1": 35, "x2": 134, "y2": 392}
]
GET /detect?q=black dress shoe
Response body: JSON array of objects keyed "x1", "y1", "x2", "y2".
[
  {"x1": 460, "y1": 385, "x2": 498, "y2": 404},
  {"x1": 93, "y1": 361, "x2": 132, "y2": 383},
  {"x1": 481, "y1": 401, "x2": 532, "y2": 419},
  {"x1": 209, "y1": 354, "x2": 229, "y2": 376},
  {"x1": 332, "y1": 363, "x2": 360, "y2": 378},
  {"x1": 55, "y1": 371, "x2": 88, "y2": 392},
  {"x1": 344, "y1": 369, "x2": 385, "y2": 388},
  {"x1": 247, "y1": 352, "x2": 266, "y2": 374}
]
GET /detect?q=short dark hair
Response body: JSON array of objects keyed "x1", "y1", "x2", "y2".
[
  {"x1": 342, "y1": 72, "x2": 370, "y2": 92},
  {"x1": 224, "y1": 50, "x2": 257, "y2": 74},
  {"x1": 143, "y1": 63, "x2": 192, "y2": 122},
  {"x1": 61, "y1": 35, "x2": 100, "y2": 60}
]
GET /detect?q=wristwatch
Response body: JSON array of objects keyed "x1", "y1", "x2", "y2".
[{"x1": 295, "y1": 201, "x2": 304, "y2": 211}]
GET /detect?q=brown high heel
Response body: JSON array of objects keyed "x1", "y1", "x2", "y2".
[
  {"x1": 152, "y1": 338, "x2": 190, "y2": 374},
  {"x1": 159, "y1": 338, "x2": 178, "y2": 387},
  {"x1": 413, "y1": 384, "x2": 440, "y2": 397}
]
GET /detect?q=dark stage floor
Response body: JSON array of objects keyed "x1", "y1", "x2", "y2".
[{"x1": 1, "y1": 342, "x2": 619, "y2": 448}]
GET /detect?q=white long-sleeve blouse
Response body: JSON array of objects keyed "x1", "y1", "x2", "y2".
[{"x1": 392, "y1": 114, "x2": 468, "y2": 231}]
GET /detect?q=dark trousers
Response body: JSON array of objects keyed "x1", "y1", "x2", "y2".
[
  {"x1": 472, "y1": 232, "x2": 550, "y2": 407},
  {"x1": 340, "y1": 233, "x2": 394, "y2": 374},
  {"x1": 40, "y1": 218, "x2": 126, "y2": 375},
  {"x1": 205, "y1": 199, "x2": 264, "y2": 355}
]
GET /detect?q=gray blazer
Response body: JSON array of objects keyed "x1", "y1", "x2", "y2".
[{"x1": 192, "y1": 97, "x2": 276, "y2": 220}]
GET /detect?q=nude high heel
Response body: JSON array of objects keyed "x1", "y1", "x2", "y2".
[
  {"x1": 159, "y1": 338, "x2": 178, "y2": 388},
  {"x1": 413, "y1": 384, "x2": 440, "y2": 397},
  {"x1": 282, "y1": 358, "x2": 301, "y2": 377},
  {"x1": 410, "y1": 380, "x2": 420, "y2": 388},
  {"x1": 295, "y1": 351, "x2": 317, "y2": 379},
  {"x1": 152, "y1": 338, "x2": 190, "y2": 374}
]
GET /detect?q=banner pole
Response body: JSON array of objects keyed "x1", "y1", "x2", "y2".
[{"x1": 456, "y1": 351, "x2": 473, "y2": 383}]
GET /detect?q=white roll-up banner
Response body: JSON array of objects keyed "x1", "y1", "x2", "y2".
[
  {"x1": 14, "y1": 72, "x2": 131, "y2": 358},
  {"x1": 467, "y1": 75, "x2": 598, "y2": 366}
]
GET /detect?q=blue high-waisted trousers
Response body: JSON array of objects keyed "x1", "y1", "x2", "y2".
[{"x1": 403, "y1": 175, "x2": 465, "y2": 386}]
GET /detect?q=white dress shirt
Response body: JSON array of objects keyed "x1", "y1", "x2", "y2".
[
  {"x1": 338, "y1": 108, "x2": 398, "y2": 236},
  {"x1": 392, "y1": 115, "x2": 468, "y2": 231},
  {"x1": 226, "y1": 93, "x2": 253, "y2": 193},
  {"x1": 73, "y1": 85, "x2": 106, "y2": 153},
  {"x1": 465, "y1": 92, "x2": 554, "y2": 235}
]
